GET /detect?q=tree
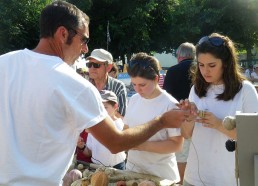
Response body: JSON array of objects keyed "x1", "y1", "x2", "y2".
[
  {"x1": 71, "y1": 0, "x2": 179, "y2": 60},
  {"x1": 83, "y1": 0, "x2": 159, "y2": 58},
  {"x1": 216, "y1": 0, "x2": 258, "y2": 61},
  {"x1": 171, "y1": 0, "x2": 258, "y2": 60},
  {"x1": 1, "y1": 0, "x2": 257, "y2": 61},
  {"x1": 0, "y1": 0, "x2": 51, "y2": 55}
]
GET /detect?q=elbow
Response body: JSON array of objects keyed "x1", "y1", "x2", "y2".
[
  {"x1": 109, "y1": 148, "x2": 121, "y2": 154},
  {"x1": 106, "y1": 143, "x2": 124, "y2": 154},
  {"x1": 104, "y1": 135, "x2": 126, "y2": 154}
]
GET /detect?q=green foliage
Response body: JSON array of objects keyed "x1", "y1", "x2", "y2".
[
  {"x1": 0, "y1": 0, "x2": 51, "y2": 55},
  {"x1": 1, "y1": 0, "x2": 257, "y2": 61}
]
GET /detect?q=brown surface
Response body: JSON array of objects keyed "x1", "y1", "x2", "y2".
[{"x1": 255, "y1": 85, "x2": 258, "y2": 92}]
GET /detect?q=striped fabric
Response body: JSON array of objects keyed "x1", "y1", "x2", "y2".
[{"x1": 158, "y1": 74, "x2": 165, "y2": 88}]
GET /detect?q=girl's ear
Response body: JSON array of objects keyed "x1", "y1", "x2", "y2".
[{"x1": 155, "y1": 75, "x2": 159, "y2": 82}]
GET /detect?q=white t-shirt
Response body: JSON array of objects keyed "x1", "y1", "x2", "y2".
[
  {"x1": 184, "y1": 81, "x2": 258, "y2": 186},
  {"x1": 0, "y1": 49, "x2": 108, "y2": 186},
  {"x1": 245, "y1": 68, "x2": 251, "y2": 79},
  {"x1": 87, "y1": 118, "x2": 126, "y2": 166},
  {"x1": 124, "y1": 90, "x2": 181, "y2": 182},
  {"x1": 251, "y1": 71, "x2": 258, "y2": 79}
]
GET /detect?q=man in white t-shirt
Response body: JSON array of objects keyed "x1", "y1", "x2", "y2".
[{"x1": 0, "y1": 1, "x2": 197, "y2": 186}]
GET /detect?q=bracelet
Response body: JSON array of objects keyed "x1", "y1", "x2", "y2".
[{"x1": 78, "y1": 145, "x2": 86, "y2": 151}]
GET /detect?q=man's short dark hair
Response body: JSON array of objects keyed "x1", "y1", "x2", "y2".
[{"x1": 39, "y1": 0, "x2": 89, "y2": 42}]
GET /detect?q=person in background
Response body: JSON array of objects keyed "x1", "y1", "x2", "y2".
[
  {"x1": 62, "y1": 131, "x2": 92, "y2": 186},
  {"x1": 124, "y1": 52, "x2": 183, "y2": 183},
  {"x1": 86, "y1": 90, "x2": 126, "y2": 170},
  {"x1": 244, "y1": 64, "x2": 253, "y2": 80},
  {"x1": 163, "y1": 42, "x2": 196, "y2": 185},
  {"x1": 181, "y1": 33, "x2": 258, "y2": 186},
  {"x1": 163, "y1": 42, "x2": 196, "y2": 101},
  {"x1": 74, "y1": 69, "x2": 92, "y2": 163},
  {"x1": 109, "y1": 62, "x2": 119, "y2": 78},
  {"x1": 0, "y1": 1, "x2": 198, "y2": 185},
  {"x1": 76, "y1": 132, "x2": 92, "y2": 163},
  {"x1": 157, "y1": 61, "x2": 165, "y2": 88},
  {"x1": 251, "y1": 64, "x2": 258, "y2": 84},
  {"x1": 86, "y1": 49, "x2": 127, "y2": 117}
]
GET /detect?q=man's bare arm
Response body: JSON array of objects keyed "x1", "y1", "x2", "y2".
[{"x1": 88, "y1": 109, "x2": 191, "y2": 154}]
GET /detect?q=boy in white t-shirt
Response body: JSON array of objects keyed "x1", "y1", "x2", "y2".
[{"x1": 86, "y1": 90, "x2": 126, "y2": 169}]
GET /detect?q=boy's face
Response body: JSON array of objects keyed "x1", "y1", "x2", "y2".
[{"x1": 103, "y1": 102, "x2": 117, "y2": 117}]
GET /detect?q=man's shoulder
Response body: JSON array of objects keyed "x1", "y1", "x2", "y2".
[
  {"x1": 168, "y1": 60, "x2": 192, "y2": 71},
  {"x1": 0, "y1": 49, "x2": 24, "y2": 58},
  {"x1": 178, "y1": 59, "x2": 192, "y2": 67},
  {"x1": 107, "y1": 76, "x2": 125, "y2": 86}
]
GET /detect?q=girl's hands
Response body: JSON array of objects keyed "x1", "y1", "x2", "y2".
[
  {"x1": 196, "y1": 111, "x2": 222, "y2": 130},
  {"x1": 176, "y1": 99, "x2": 198, "y2": 122}
]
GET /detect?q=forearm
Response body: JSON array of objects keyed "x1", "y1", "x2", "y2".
[
  {"x1": 181, "y1": 120, "x2": 195, "y2": 139},
  {"x1": 118, "y1": 117, "x2": 164, "y2": 151},
  {"x1": 133, "y1": 136, "x2": 183, "y2": 154},
  {"x1": 217, "y1": 124, "x2": 237, "y2": 139},
  {"x1": 89, "y1": 109, "x2": 189, "y2": 154},
  {"x1": 89, "y1": 117, "x2": 164, "y2": 154}
]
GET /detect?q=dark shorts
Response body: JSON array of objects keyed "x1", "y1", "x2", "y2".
[{"x1": 113, "y1": 161, "x2": 125, "y2": 170}]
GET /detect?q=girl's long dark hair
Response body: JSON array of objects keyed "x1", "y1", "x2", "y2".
[{"x1": 191, "y1": 33, "x2": 246, "y2": 101}]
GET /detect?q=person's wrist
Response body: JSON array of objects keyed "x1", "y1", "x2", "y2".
[{"x1": 216, "y1": 119, "x2": 223, "y2": 131}]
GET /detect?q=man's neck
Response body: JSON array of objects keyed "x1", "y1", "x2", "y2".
[
  {"x1": 178, "y1": 57, "x2": 186, "y2": 63},
  {"x1": 33, "y1": 38, "x2": 63, "y2": 60},
  {"x1": 93, "y1": 75, "x2": 108, "y2": 90}
]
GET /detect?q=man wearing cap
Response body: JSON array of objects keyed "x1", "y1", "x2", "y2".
[{"x1": 86, "y1": 48, "x2": 127, "y2": 117}]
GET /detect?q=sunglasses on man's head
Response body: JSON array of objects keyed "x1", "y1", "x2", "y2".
[
  {"x1": 198, "y1": 36, "x2": 225, "y2": 47},
  {"x1": 86, "y1": 62, "x2": 105, "y2": 68}
]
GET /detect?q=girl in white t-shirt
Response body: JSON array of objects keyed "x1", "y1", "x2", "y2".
[
  {"x1": 181, "y1": 33, "x2": 258, "y2": 186},
  {"x1": 124, "y1": 52, "x2": 183, "y2": 183}
]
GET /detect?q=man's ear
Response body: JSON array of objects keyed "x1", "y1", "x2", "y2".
[
  {"x1": 55, "y1": 26, "x2": 69, "y2": 44},
  {"x1": 107, "y1": 64, "x2": 113, "y2": 73}
]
